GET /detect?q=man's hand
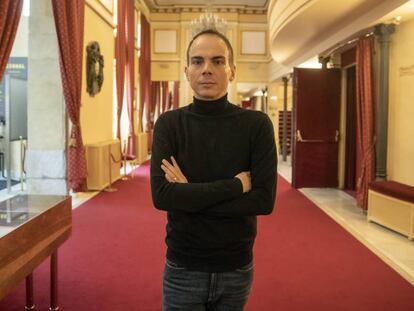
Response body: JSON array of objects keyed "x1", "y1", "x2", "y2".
[
  {"x1": 235, "y1": 171, "x2": 251, "y2": 193},
  {"x1": 161, "y1": 156, "x2": 188, "y2": 183}
]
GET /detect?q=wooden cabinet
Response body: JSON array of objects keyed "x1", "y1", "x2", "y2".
[
  {"x1": 135, "y1": 133, "x2": 148, "y2": 164},
  {"x1": 85, "y1": 140, "x2": 121, "y2": 190},
  {"x1": 368, "y1": 190, "x2": 414, "y2": 240}
]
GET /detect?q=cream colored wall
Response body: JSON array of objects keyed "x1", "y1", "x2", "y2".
[
  {"x1": 81, "y1": 3, "x2": 115, "y2": 145},
  {"x1": 388, "y1": 17, "x2": 414, "y2": 186},
  {"x1": 150, "y1": 12, "x2": 270, "y2": 107},
  {"x1": 151, "y1": 61, "x2": 181, "y2": 81},
  {"x1": 237, "y1": 62, "x2": 269, "y2": 82}
]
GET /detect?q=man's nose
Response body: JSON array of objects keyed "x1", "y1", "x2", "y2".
[{"x1": 202, "y1": 61, "x2": 213, "y2": 74}]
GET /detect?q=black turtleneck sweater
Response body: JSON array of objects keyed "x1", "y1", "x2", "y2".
[{"x1": 150, "y1": 94, "x2": 277, "y2": 272}]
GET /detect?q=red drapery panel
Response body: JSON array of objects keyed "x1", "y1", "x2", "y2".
[
  {"x1": 161, "y1": 81, "x2": 169, "y2": 113},
  {"x1": 0, "y1": 0, "x2": 23, "y2": 82},
  {"x1": 125, "y1": 0, "x2": 135, "y2": 157},
  {"x1": 139, "y1": 14, "x2": 151, "y2": 133},
  {"x1": 115, "y1": 0, "x2": 126, "y2": 140},
  {"x1": 173, "y1": 81, "x2": 180, "y2": 110},
  {"x1": 355, "y1": 36, "x2": 376, "y2": 209},
  {"x1": 52, "y1": 0, "x2": 87, "y2": 191}
]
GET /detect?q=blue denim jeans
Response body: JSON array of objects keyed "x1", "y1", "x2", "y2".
[{"x1": 163, "y1": 259, "x2": 254, "y2": 311}]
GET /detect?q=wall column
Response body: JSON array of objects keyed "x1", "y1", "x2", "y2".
[
  {"x1": 374, "y1": 23, "x2": 395, "y2": 180},
  {"x1": 282, "y1": 76, "x2": 289, "y2": 161},
  {"x1": 26, "y1": 0, "x2": 67, "y2": 194},
  {"x1": 318, "y1": 56, "x2": 330, "y2": 69}
]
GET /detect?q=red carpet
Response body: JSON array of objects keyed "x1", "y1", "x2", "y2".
[{"x1": 1, "y1": 162, "x2": 414, "y2": 311}]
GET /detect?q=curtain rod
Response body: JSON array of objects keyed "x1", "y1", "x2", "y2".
[{"x1": 319, "y1": 27, "x2": 375, "y2": 58}]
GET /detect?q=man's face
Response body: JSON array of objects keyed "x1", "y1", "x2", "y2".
[{"x1": 185, "y1": 34, "x2": 235, "y2": 101}]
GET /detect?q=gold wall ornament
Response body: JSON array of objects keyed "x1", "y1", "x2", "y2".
[
  {"x1": 399, "y1": 64, "x2": 414, "y2": 76},
  {"x1": 86, "y1": 41, "x2": 104, "y2": 97}
]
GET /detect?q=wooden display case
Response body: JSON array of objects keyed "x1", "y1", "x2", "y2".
[
  {"x1": 85, "y1": 139, "x2": 121, "y2": 190},
  {"x1": 135, "y1": 133, "x2": 148, "y2": 164},
  {"x1": 0, "y1": 195, "x2": 72, "y2": 309}
]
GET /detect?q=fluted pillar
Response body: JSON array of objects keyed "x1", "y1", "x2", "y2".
[
  {"x1": 282, "y1": 76, "x2": 289, "y2": 161},
  {"x1": 374, "y1": 23, "x2": 395, "y2": 180},
  {"x1": 318, "y1": 56, "x2": 330, "y2": 69}
]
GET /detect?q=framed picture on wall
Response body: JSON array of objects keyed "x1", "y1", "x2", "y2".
[{"x1": 99, "y1": 0, "x2": 114, "y2": 14}]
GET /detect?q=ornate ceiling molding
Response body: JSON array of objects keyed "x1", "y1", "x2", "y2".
[{"x1": 142, "y1": 0, "x2": 269, "y2": 14}]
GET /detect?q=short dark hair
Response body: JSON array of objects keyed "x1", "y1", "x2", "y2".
[{"x1": 186, "y1": 29, "x2": 234, "y2": 66}]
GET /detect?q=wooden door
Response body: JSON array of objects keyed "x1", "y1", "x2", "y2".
[{"x1": 292, "y1": 68, "x2": 341, "y2": 188}]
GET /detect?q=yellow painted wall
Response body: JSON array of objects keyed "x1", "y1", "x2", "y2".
[
  {"x1": 237, "y1": 62, "x2": 269, "y2": 82},
  {"x1": 149, "y1": 11, "x2": 269, "y2": 107},
  {"x1": 388, "y1": 17, "x2": 414, "y2": 186},
  {"x1": 81, "y1": 4, "x2": 115, "y2": 145},
  {"x1": 151, "y1": 61, "x2": 180, "y2": 81}
]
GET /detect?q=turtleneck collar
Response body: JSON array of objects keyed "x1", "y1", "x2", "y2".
[{"x1": 191, "y1": 94, "x2": 229, "y2": 116}]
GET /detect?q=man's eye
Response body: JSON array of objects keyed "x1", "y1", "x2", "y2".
[
  {"x1": 214, "y1": 59, "x2": 225, "y2": 65},
  {"x1": 192, "y1": 59, "x2": 202, "y2": 65}
]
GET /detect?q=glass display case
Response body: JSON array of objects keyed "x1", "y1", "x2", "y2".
[{"x1": 0, "y1": 194, "x2": 71, "y2": 310}]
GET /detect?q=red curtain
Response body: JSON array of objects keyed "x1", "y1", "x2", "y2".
[
  {"x1": 115, "y1": 0, "x2": 126, "y2": 140},
  {"x1": 173, "y1": 81, "x2": 180, "y2": 109},
  {"x1": 0, "y1": 0, "x2": 23, "y2": 82},
  {"x1": 161, "y1": 81, "x2": 169, "y2": 113},
  {"x1": 139, "y1": 14, "x2": 151, "y2": 133},
  {"x1": 52, "y1": 0, "x2": 87, "y2": 191},
  {"x1": 355, "y1": 36, "x2": 376, "y2": 209},
  {"x1": 125, "y1": 0, "x2": 135, "y2": 157}
]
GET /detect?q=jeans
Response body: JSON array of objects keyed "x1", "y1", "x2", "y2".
[{"x1": 163, "y1": 260, "x2": 254, "y2": 311}]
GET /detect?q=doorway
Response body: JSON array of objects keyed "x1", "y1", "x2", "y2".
[{"x1": 291, "y1": 67, "x2": 341, "y2": 188}]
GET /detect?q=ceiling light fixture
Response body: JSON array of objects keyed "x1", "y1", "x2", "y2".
[{"x1": 190, "y1": 2, "x2": 228, "y2": 37}]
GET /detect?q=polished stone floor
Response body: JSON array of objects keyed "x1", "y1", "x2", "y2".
[{"x1": 278, "y1": 157, "x2": 414, "y2": 286}]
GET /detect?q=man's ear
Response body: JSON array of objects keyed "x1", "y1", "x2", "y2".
[{"x1": 229, "y1": 65, "x2": 236, "y2": 82}]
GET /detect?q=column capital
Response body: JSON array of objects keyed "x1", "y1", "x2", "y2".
[
  {"x1": 282, "y1": 76, "x2": 289, "y2": 83},
  {"x1": 374, "y1": 23, "x2": 396, "y2": 42},
  {"x1": 318, "y1": 55, "x2": 330, "y2": 69}
]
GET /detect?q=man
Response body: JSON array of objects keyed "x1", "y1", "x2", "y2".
[{"x1": 150, "y1": 29, "x2": 277, "y2": 310}]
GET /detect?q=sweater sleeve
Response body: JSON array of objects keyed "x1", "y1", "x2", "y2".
[
  {"x1": 202, "y1": 114, "x2": 277, "y2": 217},
  {"x1": 150, "y1": 113, "x2": 243, "y2": 213}
]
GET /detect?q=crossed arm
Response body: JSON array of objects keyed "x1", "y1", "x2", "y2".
[
  {"x1": 161, "y1": 156, "x2": 252, "y2": 193},
  {"x1": 150, "y1": 114, "x2": 277, "y2": 217}
]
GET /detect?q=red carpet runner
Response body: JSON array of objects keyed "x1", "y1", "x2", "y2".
[{"x1": 1, "y1": 162, "x2": 414, "y2": 310}]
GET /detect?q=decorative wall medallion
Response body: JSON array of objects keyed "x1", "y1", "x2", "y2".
[
  {"x1": 86, "y1": 41, "x2": 104, "y2": 97},
  {"x1": 399, "y1": 64, "x2": 414, "y2": 77}
]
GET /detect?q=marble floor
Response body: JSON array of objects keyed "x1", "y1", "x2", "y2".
[
  {"x1": 2, "y1": 157, "x2": 413, "y2": 286},
  {"x1": 70, "y1": 160, "x2": 141, "y2": 209},
  {"x1": 278, "y1": 157, "x2": 414, "y2": 286}
]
